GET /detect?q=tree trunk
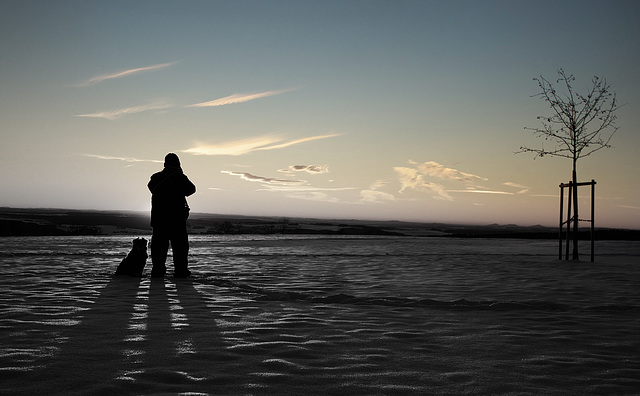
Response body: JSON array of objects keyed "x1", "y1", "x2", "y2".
[{"x1": 571, "y1": 167, "x2": 580, "y2": 260}]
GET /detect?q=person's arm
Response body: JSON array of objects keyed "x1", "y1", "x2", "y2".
[
  {"x1": 148, "y1": 175, "x2": 158, "y2": 193},
  {"x1": 183, "y1": 175, "x2": 196, "y2": 197}
]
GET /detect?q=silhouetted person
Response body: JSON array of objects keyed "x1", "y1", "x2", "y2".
[{"x1": 148, "y1": 153, "x2": 196, "y2": 278}]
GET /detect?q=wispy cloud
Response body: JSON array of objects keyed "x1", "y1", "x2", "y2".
[
  {"x1": 394, "y1": 161, "x2": 537, "y2": 199},
  {"x1": 255, "y1": 134, "x2": 340, "y2": 151},
  {"x1": 279, "y1": 165, "x2": 329, "y2": 175},
  {"x1": 187, "y1": 88, "x2": 294, "y2": 107},
  {"x1": 393, "y1": 165, "x2": 453, "y2": 201},
  {"x1": 618, "y1": 205, "x2": 640, "y2": 210},
  {"x1": 259, "y1": 185, "x2": 354, "y2": 192},
  {"x1": 82, "y1": 154, "x2": 163, "y2": 164},
  {"x1": 183, "y1": 134, "x2": 340, "y2": 156},
  {"x1": 221, "y1": 171, "x2": 305, "y2": 186},
  {"x1": 76, "y1": 102, "x2": 172, "y2": 120},
  {"x1": 503, "y1": 182, "x2": 530, "y2": 194},
  {"x1": 447, "y1": 189, "x2": 514, "y2": 195},
  {"x1": 393, "y1": 161, "x2": 493, "y2": 201},
  {"x1": 259, "y1": 185, "x2": 354, "y2": 203},
  {"x1": 360, "y1": 189, "x2": 397, "y2": 203},
  {"x1": 360, "y1": 180, "x2": 396, "y2": 203},
  {"x1": 410, "y1": 160, "x2": 488, "y2": 182},
  {"x1": 226, "y1": 170, "x2": 355, "y2": 202},
  {"x1": 281, "y1": 191, "x2": 341, "y2": 203},
  {"x1": 184, "y1": 136, "x2": 281, "y2": 156},
  {"x1": 78, "y1": 62, "x2": 178, "y2": 86}
]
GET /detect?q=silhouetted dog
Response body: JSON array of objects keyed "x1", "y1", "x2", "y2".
[{"x1": 115, "y1": 237, "x2": 148, "y2": 277}]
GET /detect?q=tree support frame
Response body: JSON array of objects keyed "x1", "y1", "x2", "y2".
[{"x1": 558, "y1": 180, "x2": 596, "y2": 262}]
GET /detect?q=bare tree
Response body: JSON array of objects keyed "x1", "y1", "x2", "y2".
[{"x1": 519, "y1": 69, "x2": 619, "y2": 260}]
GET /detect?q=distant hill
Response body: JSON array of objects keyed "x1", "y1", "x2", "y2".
[
  {"x1": 1, "y1": 207, "x2": 638, "y2": 240},
  {"x1": 0, "y1": 207, "x2": 151, "y2": 236}
]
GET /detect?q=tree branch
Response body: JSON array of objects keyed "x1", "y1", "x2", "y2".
[{"x1": 520, "y1": 69, "x2": 618, "y2": 165}]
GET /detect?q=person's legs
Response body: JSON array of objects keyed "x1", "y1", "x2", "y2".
[
  {"x1": 170, "y1": 226, "x2": 190, "y2": 277},
  {"x1": 150, "y1": 228, "x2": 170, "y2": 277}
]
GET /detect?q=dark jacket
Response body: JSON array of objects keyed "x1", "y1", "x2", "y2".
[{"x1": 148, "y1": 166, "x2": 196, "y2": 227}]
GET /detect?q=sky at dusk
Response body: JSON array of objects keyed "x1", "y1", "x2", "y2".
[{"x1": 2, "y1": 0, "x2": 639, "y2": 228}]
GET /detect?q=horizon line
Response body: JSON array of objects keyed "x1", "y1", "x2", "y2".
[{"x1": 2, "y1": 206, "x2": 629, "y2": 229}]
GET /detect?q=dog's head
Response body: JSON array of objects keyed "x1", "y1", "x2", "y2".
[{"x1": 132, "y1": 237, "x2": 147, "y2": 251}]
